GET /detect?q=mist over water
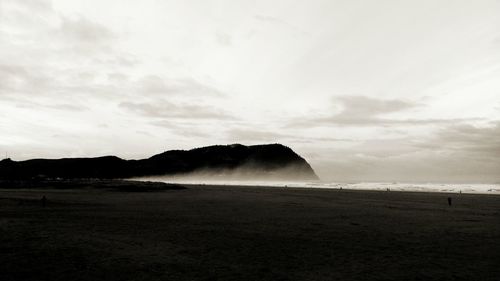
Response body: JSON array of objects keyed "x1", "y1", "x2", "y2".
[{"x1": 135, "y1": 164, "x2": 319, "y2": 182}]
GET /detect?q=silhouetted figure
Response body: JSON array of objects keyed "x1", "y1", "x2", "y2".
[
  {"x1": 447, "y1": 197, "x2": 452, "y2": 206},
  {"x1": 41, "y1": 196, "x2": 46, "y2": 207}
]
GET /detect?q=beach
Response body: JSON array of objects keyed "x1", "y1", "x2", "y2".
[{"x1": 1, "y1": 184, "x2": 499, "y2": 281}]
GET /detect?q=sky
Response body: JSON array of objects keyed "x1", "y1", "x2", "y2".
[{"x1": 1, "y1": 0, "x2": 500, "y2": 182}]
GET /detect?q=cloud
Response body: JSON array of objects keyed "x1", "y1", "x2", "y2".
[
  {"x1": 47, "y1": 103, "x2": 88, "y2": 112},
  {"x1": 94, "y1": 56, "x2": 139, "y2": 68},
  {"x1": 3, "y1": 0, "x2": 52, "y2": 12},
  {"x1": 119, "y1": 100, "x2": 233, "y2": 120},
  {"x1": 147, "y1": 119, "x2": 212, "y2": 138},
  {"x1": 0, "y1": 64, "x2": 53, "y2": 97},
  {"x1": 53, "y1": 17, "x2": 118, "y2": 57},
  {"x1": 289, "y1": 96, "x2": 480, "y2": 127},
  {"x1": 226, "y1": 128, "x2": 288, "y2": 142},
  {"x1": 0, "y1": 65, "x2": 28, "y2": 93},
  {"x1": 0, "y1": 62, "x2": 96, "y2": 101},
  {"x1": 254, "y1": 15, "x2": 283, "y2": 24},
  {"x1": 0, "y1": 1, "x2": 124, "y2": 104},
  {"x1": 135, "y1": 76, "x2": 224, "y2": 97},
  {"x1": 0, "y1": 0, "x2": 53, "y2": 30},
  {"x1": 58, "y1": 16, "x2": 115, "y2": 45},
  {"x1": 253, "y1": 14, "x2": 309, "y2": 35},
  {"x1": 308, "y1": 121, "x2": 500, "y2": 182},
  {"x1": 0, "y1": 59, "x2": 224, "y2": 115},
  {"x1": 226, "y1": 127, "x2": 353, "y2": 144},
  {"x1": 1, "y1": 0, "x2": 498, "y2": 183},
  {"x1": 339, "y1": 122, "x2": 500, "y2": 160},
  {"x1": 1, "y1": 0, "x2": 117, "y2": 57},
  {"x1": 0, "y1": 94, "x2": 89, "y2": 113},
  {"x1": 421, "y1": 122, "x2": 500, "y2": 158},
  {"x1": 334, "y1": 96, "x2": 416, "y2": 118},
  {"x1": 215, "y1": 31, "x2": 232, "y2": 46}
]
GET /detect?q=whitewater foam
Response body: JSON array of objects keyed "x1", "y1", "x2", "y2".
[{"x1": 135, "y1": 177, "x2": 500, "y2": 195}]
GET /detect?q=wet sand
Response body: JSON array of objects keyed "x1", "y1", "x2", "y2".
[{"x1": 1, "y1": 184, "x2": 499, "y2": 281}]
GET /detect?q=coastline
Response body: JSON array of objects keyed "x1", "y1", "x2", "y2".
[{"x1": 132, "y1": 177, "x2": 500, "y2": 195}]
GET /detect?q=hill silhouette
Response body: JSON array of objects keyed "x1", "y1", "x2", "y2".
[{"x1": 0, "y1": 144, "x2": 318, "y2": 180}]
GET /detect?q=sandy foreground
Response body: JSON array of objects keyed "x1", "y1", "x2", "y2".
[{"x1": 1, "y1": 184, "x2": 499, "y2": 281}]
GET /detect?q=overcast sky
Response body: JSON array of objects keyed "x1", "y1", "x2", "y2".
[{"x1": 1, "y1": 0, "x2": 500, "y2": 182}]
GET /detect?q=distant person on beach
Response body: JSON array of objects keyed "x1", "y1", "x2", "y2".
[
  {"x1": 447, "y1": 197, "x2": 452, "y2": 206},
  {"x1": 41, "y1": 196, "x2": 46, "y2": 207}
]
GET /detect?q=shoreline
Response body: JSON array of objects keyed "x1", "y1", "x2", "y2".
[
  {"x1": 1, "y1": 178, "x2": 500, "y2": 195},
  {"x1": 133, "y1": 178, "x2": 500, "y2": 195}
]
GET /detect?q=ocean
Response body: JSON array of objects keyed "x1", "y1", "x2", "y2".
[{"x1": 136, "y1": 177, "x2": 500, "y2": 195}]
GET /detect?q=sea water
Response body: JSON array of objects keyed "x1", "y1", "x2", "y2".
[{"x1": 137, "y1": 177, "x2": 500, "y2": 195}]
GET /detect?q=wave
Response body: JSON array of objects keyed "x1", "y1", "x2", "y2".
[{"x1": 134, "y1": 176, "x2": 500, "y2": 195}]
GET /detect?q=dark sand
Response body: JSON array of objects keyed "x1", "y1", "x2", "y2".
[{"x1": 1, "y1": 184, "x2": 499, "y2": 281}]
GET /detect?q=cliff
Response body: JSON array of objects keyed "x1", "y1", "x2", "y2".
[{"x1": 0, "y1": 144, "x2": 319, "y2": 181}]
